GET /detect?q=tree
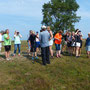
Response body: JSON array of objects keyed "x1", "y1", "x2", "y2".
[{"x1": 42, "y1": 0, "x2": 81, "y2": 33}]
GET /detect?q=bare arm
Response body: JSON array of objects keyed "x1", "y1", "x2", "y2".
[{"x1": 49, "y1": 31, "x2": 53, "y2": 40}]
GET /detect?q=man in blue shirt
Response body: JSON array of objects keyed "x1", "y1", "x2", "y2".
[{"x1": 39, "y1": 25, "x2": 50, "y2": 65}]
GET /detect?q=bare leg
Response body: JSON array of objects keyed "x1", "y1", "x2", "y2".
[
  {"x1": 58, "y1": 50, "x2": 61, "y2": 57},
  {"x1": 56, "y1": 51, "x2": 59, "y2": 57},
  {"x1": 5, "y1": 51, "x2": 8, "y2": 58},
  {"x1": 49, "y1": 45, "x2": 53, "y2": 57},
  {"x1": 7, "y1": 51, "x2": 10, "y2": 58},
  {"x1": 76, "y1": 47, "x2": 79, "y2": 57}
]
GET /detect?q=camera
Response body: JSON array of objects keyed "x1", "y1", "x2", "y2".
[{"x1": 17, "y1": 32, "x2": 19, "y2": 35}]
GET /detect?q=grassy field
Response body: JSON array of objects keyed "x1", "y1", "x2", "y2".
[{"x1": 0, "y1": 41, "x2": 90, "y2": 90}]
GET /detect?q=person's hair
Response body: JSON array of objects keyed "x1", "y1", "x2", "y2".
[
  {"x1": 59, "y1": 30, "x2": 63, "y2": 34},
  {"x1": 75, "y1": 29, "x2": 79, "y2": 33},
  {"x1": 5, "y1": 29, "x2": 9, "y2": 34},
  {"x1": 47, "y1": 26, "x2": 51, "y2": 31}
]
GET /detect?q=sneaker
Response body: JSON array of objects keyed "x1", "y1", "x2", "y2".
[
  {"x1": 13, "y1": 54, "x2": 16, "y2": 57},
  {"x1": 18, "y1": 54, "x2": 21, "y2": 56},
  {"x1": 35, "y1": 57, "x2": 38, "y2": 59},
  {"x1": 76, "y1": 56, "x2": 79, "y2": 58},
  {"x1": 6, "y1": 58, "x2": 10, "y2": 61},
  {"x1": 9, "y1": 58, "x2": 11, "y2": 60}
]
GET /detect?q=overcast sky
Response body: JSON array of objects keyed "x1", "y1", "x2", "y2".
[{"x1": 0, "y1": 0, "x2": 90, "y2": 40}]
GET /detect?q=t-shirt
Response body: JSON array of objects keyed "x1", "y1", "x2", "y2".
[
  {"x1": 39, "y1": 30, "x2": 50, "y2": 47},
  {"x1": 54, "y1": 33, "x2": 62, "y2": 44},
  {"x1": 75, "y1": 35, "x2": 81, "y2": 43},
  {"x1": 36, "y1": 34, "x2": 40, "y2": 42},
  {"x1": 4, "y1": 34, "x2": 11, "y2": 46},
  {"x1": 28, "y1": 34, "x2": 36, "y2": 45},
  {"x1": 86, "y1": 37, "x2": 90, "y2": 46},
  {"x1": 14, "y1": 35, "x2": 21, "y2": 44}
]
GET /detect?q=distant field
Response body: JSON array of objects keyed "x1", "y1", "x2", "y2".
[{"x1": 0, "y1": 40, "x2": 90, "y2": 90}]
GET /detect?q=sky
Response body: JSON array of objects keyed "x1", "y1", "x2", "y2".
[{"x1": 0, "y1": 0, "x2": 90, "y2": 40}]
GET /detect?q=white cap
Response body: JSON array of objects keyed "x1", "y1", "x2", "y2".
[{"x1": 41, "y1": 25, "x2": 46, "y2": 29}]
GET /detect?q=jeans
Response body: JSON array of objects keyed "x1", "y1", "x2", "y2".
[
  {"x1": 41, "y1": 46, "x2": 50, "y2": 65},
  {"x1": 14, "y1": 44, "x2": 21, "y2": 54}
]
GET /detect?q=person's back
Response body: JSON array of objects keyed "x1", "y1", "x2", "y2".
[
  {"x1": 86, "y1": 37, "x2": 90, "y2": 46},
  {"x1": 40, "y1": 30, "x2": 50, "y2": 47}
]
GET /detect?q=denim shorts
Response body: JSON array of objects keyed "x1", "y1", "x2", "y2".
[
  {"x1": 55, "y1": 44, "x2": 61, "y2": 51},
  {"x1": 86, "y1": 46, "x2": 90, "y2": 51},
  {"x1": 36, "y1": 42, "x2": 40, "y2": 48}
]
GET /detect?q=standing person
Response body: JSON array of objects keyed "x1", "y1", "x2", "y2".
[
  {"x1": 71, "y1": 32, "x2": 75, "y2": 55},
  {"x1": 62, "y1": 31, "x2": 69, "y2": 53},
  {"x1": 54, "y1": 30, "x2": 63, "y2": 58},
  {"x1": 75, "y1": 30, "x2": 81, "y2": 58},
  {"x1": 39, "y1": 25, "x2": 50, "y2": 65},
  {"x1": 13, "y1": 31, "x2": 22, "y2": 56},
  {"x1": 27, "y1": 30, "x2": 33, "y2": 55},
  {"x1": 67, "y1": 32, "x2": 72, "y2": 55},
  {"x1": 0, "y1": 31, "x2": 3, "y2": 53},
  {"x1": 78, "y1": 31, "x2": 83, "y2": 56},
  {"x1": 35, "y1": 32, "x2": 40, "y2": 58},
  {"x1": 47, "y1": 26, "x2": 54, "y2": 58},
  {"x1": 4, "y1": 29, "x2": 11, "y2": 60},
  {"x1": 28, "y1": 31, "x2": 37, "y2": 62},
  {"x1": 86, "y1": 33, "x2": 90, "y2": 58}
]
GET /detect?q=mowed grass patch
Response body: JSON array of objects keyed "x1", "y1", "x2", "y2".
[{"x1": 0, "y1": 40, "x2": 90, "y2": 90}]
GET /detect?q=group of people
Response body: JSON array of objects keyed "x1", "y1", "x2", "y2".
[{"x1": 0, "y1": 26, "x2": 90, "y2": 65}]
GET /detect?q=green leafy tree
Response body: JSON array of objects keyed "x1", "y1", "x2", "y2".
[{"x1": 42, "y1": 0, "x2": 81, "y2": 33}]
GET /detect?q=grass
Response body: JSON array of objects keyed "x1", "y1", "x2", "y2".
[{"x1": 0, "y1": 41, "x2": 90, "y2": 90}]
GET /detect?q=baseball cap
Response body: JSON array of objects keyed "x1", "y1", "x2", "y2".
[{"x1": 41, "y1": 25, "x2": 46, "y2": 29}]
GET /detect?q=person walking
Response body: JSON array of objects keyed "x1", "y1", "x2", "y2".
[
  {"x1": 4, "y1": 29, "x2": 11, "y2": 60},
  {"x1": 13, "y1": 31, "x2": 22, "y2": 56},
  {"x1": 54, "y1": 30, "x2": 63, "y2": 58},
  {"x1": 39, "y1": 25, "x2": 50, "y2": 65}
]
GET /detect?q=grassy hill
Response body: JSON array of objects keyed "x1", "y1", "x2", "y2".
[{"x1": 0, "y1": 41, "x2": 90, "y2": 90}]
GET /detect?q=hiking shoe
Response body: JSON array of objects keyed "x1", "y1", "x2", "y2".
[{"x1": 6, "y1": 58, "x2": 10, "y2": 61}]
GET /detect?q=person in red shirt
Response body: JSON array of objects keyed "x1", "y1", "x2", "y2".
[{"x1": 54, "y1": 30, "x2": 63, "y2": 58}]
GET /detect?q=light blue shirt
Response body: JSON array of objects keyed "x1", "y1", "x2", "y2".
[
  {"x1": 14, "y1": 35, "x2": 22, "y2": 44},
  {"x1": 39, "y1": 30, "x2": 50, "y2": 47}
]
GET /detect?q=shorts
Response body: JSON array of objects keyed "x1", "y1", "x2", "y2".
[
  {"x1": 72, "y1": 42, "x2": 75, "y2": 47},
  {"x1": 55, "y1": 44, "x2": 61, "y2": 51},
  {"x1": 76, "y1": 42, "x2": 81, "y2": 47},
  {"x1": 86, "y1": 46, "x2": 90, "y2": 51},
  {"x1": 36, "y1": 42, "x2": 40, "y2": 48},
  {"x1": 67, "y1": 42, "x2": 72, "y2": 47},
  {"x1": 5, "y1": 45, "x2": 11, "y2": 52},
  {"x1": 49, "y1": 39, "x2": 53, "y2": 46},
  {"x1": 31, "y1": 44, "x2": 36, "y2": 52}
]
